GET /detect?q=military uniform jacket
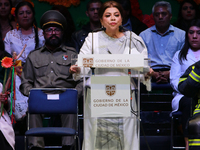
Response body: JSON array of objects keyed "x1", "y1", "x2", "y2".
[
  {"x1": 178, "y1": 63, "x2": 200, "y2": 99},
  {"x1": 20, "y1": 45, "x2": 83, "y2": 98}
]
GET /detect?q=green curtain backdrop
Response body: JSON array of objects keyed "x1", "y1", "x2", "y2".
[{"x1": 31, "y1": 0, "x2": 180, "y2": 30}]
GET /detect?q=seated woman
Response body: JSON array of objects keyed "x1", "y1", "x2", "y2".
[
  {"x1": 0, "y1": 24, "x2": 14, "y2": 150},
  {"x1": 70, "y1": 1, "x2": 151, "y2": 150},
  {"x1": 173, "y1": 0, "x2": 200, "y2": 32},
  {"x1": 4, "y1": 1, "x2": 44, "y2": 121},
  {"x1": 0, "y1": 0, "x2": 16, "y2": 39},
  {"x1": 172, "y1": 19, "x2": 200, "y2": 150}
]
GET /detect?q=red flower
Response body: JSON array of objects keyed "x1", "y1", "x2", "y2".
[
  {"x1": 131, "y1": 0, "x2": 143, "y2": 21},
  {"x1": 1, "y1": 57, "x2": 13, "y2": 68},
  {"x1": 11, "y1": 7, "x2": 15, "y2": 16},
  {"x1": 142, "y1": 14, "x2": 155, "y2": 27}
]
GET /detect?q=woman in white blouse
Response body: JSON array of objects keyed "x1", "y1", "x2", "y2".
[
  {"x1": 170, "y1": 19, "x2": 200, "y2": 150},
  {"x1": 3, "y1": 1, "x2": 44, "y2": 121}
]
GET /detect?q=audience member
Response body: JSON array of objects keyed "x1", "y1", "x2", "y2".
[
  {"x1": 51, "y1": 5, "x2": 76, "y2": 47},
  {"x1": 173, "y1": 0, "x2": 200, "y2": 32},
  {"x1": 140, "y1": 1, "x2": 185, "y2": 84},
  {"x1": 0, "y1": 24, "x2": 14, "y2": 150},
  {"x1": 170, "y1": 19, "x2": 200, "y2": 150},
  {"x1": 114, "y1": 0, "x2": 148, "y2": 35},
  {"x1": 178, "y1": 20, "x2": 200, "y2": 150},
  {"x1": 20, "y1": 10, "x2": 83, "y2": 150},
  {"x1": 72, "y1": 0, "x2": 102, "y2": 53},
  {"x1": 0, "y1": 0, "x2": 16, "y2": 39},
  {"x1": 4, "y1": 1, "x2": 45, "y2": 121}
]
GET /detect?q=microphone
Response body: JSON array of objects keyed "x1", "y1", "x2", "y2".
[
  {"x1": 119, "y1": 25, "x2": 132, "y2": 32},
  {"x1": 119, "y1": 25, "x2": 133, "y2": 75}
]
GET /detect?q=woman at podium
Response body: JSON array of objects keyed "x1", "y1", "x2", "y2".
[{"x1": 70, "y1": 1, "x2": 151, "y2": 150}]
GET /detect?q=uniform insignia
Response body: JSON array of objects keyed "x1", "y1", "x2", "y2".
[{"x1": 63, "y1": 55, "x2": 68, "y2": 60}]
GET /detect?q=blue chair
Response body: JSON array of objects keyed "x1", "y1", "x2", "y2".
[
  {"x1": 170, "y1": 111, "x2": 185, "y2": 150},
  {"x1": 25, "y1": 88, "x2": 80, "y2": 150}
]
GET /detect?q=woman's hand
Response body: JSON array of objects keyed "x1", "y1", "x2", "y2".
[
  {"x1": 147, "y1": 68, "x2": 154, "y2": 76},
  {"x1": 0, "y1": 93, "x2": 8, "y2": 103},
  {"x1": 69, "y1": 65, "x2": 80, "y2": 74},
  {"x1": 15, "y1": 66, "x2": 23, "y2": 77},
  {"x1": 145, "y1": 68, "x2": 154, "y2": 80}
]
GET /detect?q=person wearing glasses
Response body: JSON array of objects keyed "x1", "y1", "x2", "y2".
[{"x1": 20, "y1": 10, "x2": 83, "y2": 150}]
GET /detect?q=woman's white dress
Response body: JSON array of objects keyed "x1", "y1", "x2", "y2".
[{"x1": 79, "y1": 31, "x2": 148, "y2": 150}]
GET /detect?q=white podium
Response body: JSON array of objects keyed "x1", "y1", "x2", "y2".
[{"x1": 77, "y1": 54, "x2": 148, "y2": 150}]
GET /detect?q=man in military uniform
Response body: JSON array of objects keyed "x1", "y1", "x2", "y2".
[{"x1": 20, "y1": 10, "x2": 83, "y2": 150}]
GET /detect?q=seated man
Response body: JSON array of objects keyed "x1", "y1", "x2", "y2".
[
  {"x1": 72, "y1": 0, "x2": 102, "y2": 53},
  {"x1": 140, "y1": 1, "x2": 185, "y2": 84},
  {"x1": 20, "y1": 10, "x2": 83, "y2": 150}
]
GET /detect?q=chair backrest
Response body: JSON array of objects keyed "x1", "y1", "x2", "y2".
[{"x1": 28, "y1": 88, "x2": 78, "y2": 114}]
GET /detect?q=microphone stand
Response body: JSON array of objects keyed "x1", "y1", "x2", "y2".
[{"x1": 91, "y1": 27, "x2": 106, "y2": 75}]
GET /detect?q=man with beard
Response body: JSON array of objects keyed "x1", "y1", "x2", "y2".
[{"x1": 20, "y1": 10, "x2": 83, "y2": 150}]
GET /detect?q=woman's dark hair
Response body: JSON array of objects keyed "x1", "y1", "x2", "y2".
[
  {"x1": 98, "y1": 1, "x2": 124, "y2": 32},
  {"x1": 51, "y1": 5, "x2": 75, "y2": 46},
  {"x1": 174, "y1": 0, "x2": 200, "y2": 31},
  {"x1": 179, "y1": 19, "x2": 200, "y2": 63},
  {"x1": 15, "y1": 1, "x2": 39, "y2": 49}
]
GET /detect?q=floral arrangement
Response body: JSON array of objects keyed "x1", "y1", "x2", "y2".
[
  {"x1": 142, "y1": 14, "x2": 155, "y2": 27},
  {"x1": 130, "y1": 0, "x2": 143, "y2": 21},
  {"x1": 38, "y1": 0, "x2": 80, "y2": 7},
  {"x1": 130, "y1": 0, "x2": 155, "y2": 27}
]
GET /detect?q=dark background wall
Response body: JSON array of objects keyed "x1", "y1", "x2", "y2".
[{"x1": 31, "y1": 0, "x2": 180, "y2": 30}]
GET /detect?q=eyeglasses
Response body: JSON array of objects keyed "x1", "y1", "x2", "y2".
[{"x1": 45, "y1": 27, "x2": 62, "y2": 34}]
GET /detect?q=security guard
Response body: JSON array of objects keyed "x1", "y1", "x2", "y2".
[
  {"x1": 179, "y1": 61, "x2": 200, "y2": 150},
  {"x1": 20, "y1": 10, "x2": 83, "y2": 150}
]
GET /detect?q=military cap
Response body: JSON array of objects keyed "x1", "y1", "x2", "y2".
[{"x1": 40, "y1": 10, "x2": 67, "y2": 29}]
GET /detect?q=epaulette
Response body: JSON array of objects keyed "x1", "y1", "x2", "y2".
[{"x1": 62, "y1": 45, "x2": 77, "y2": 53}]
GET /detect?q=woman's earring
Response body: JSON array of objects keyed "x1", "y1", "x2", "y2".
[
  {"x1": 101, "y1": 26, "x2": 106, "y2": 31},
  {"x1": 33, "y1": 23, "x2": 36, "y2": 29},
  {"x1": 16, "y1": 23, "x2": 19, "y2": 31}
]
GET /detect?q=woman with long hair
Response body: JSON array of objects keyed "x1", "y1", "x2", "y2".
[
  {"x1": 4, "y1": 1, "x2": 44, "y2": 121},
  {"x1": 170, "y1": 19, "x2": 200, "y2": 150},
  {"x1": 173, "y1": 0, "x2": 200, "y2": 31},
  {"x1": 0, "y1": 0, "x2": 16, "y2": 39}
]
